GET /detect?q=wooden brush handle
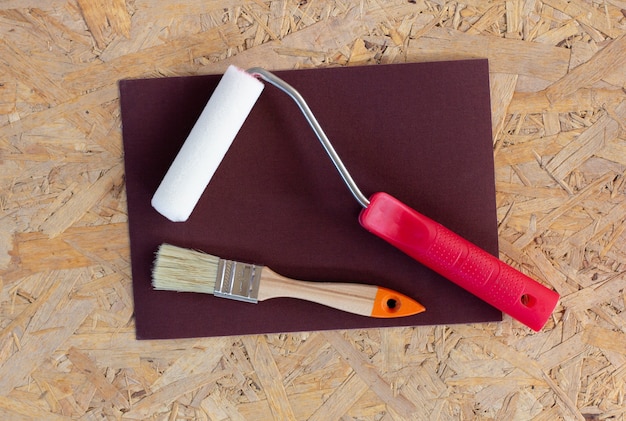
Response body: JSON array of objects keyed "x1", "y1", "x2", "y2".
[{"x1": 257, "y1": 268, "x2": 424, "y2": 318}]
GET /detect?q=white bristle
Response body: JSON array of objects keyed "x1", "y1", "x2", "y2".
[
  {"x1": 152, "y1": 244, "x2": 220, "y2": 294},
  {"x1": 151, "y1": 65, "x2": 264, "y2": 222}
]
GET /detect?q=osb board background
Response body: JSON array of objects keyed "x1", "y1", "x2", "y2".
[{"x1": 0, "y1": 0, "x2": 624, "y2": 419}]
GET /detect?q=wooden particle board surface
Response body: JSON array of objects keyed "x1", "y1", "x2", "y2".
[{"x1": 0, "y1": 1, "x2": 624, "y2": 419}]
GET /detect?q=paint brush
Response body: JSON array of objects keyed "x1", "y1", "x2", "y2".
[{"x1": 152, "y1": 243, "x2": 425, "y2": 318}]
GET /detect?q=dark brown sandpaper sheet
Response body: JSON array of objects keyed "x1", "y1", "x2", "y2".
[{"x1": 120, "y1": 60, "x2": 502, "y2": 340}]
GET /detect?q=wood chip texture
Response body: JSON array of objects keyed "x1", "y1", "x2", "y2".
[{"x1": 1, "y1": 0, "x2": 625, "y2": 419}]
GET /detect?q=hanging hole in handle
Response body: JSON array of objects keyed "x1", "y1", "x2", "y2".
[
  {"x1": 520, "y1": 294, "x2": 537, "y2": 308},
  {"x1": 383, "y1": 296, "x2": 400, "y2": 313}
]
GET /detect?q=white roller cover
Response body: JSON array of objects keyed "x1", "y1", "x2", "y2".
[{"x1": 152, "y1": 66, "x2": 264, "y2": 222}]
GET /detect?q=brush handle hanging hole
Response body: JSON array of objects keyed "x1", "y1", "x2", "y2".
[{"x1": 382, "y1": 295, "x2": 401, "y2": 314}]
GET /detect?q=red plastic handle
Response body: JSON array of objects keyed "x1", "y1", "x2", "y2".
[{"x1": 359, "y1": 192, "x2": 559, "y2": 331}]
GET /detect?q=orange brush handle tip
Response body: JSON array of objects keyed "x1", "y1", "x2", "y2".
[{"x1": 370, "y1": 287, "x2": 425, "y2": 318}]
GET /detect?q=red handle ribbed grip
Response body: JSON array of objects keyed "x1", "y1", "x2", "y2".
[{"x1": 359, "y1": 192, "x2": 559, "y2": 331}]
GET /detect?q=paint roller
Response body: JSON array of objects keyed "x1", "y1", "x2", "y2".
[{"x1": 151, "y1": 65, "x2": 559, "y2": 331}]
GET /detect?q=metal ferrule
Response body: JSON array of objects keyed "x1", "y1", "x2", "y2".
[{"x1": 214, "y1": 259, "x2": 262, "y2": 303}]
